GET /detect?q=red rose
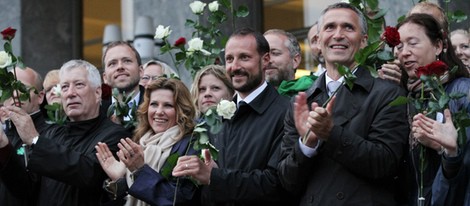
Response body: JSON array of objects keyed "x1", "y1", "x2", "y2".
[
  {"x1": 415, "y1": 60, "x2": 448, "y2": 78},
  {"x1": 174, "y1": 37, "x2": 186, "y2": 47},
  {"x1": 1, "y1": 27, "x2": 17, "y2": 41},
  {"x1": 381, "y1": 26, "x2": 400, "y2": 47}
]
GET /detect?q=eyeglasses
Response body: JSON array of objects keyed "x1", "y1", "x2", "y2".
[{"x1": 141, "y1": 75, "x2": 160, "y2": 82}]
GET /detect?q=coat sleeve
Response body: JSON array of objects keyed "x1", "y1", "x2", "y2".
[
  {"x1": 321, "y1": 88, "x2": 409, "y2": 180},
  {"x1": 27, "y1": 127, "x2": 128, "y2": 189},
  {"x1": 128, "y1": 164, "x2": 198, "y2": 206},
  {"x1": 277, "y1": 103, "x2": 318, "y2": 194},
  {"x1": 206, "y1": 131, "x2": 285, "y2": 203},
  {"x1": 0, "y1": 143, "x2": 38, "y2": 199},
  {"x1": 432, "y1": 148, "x2": 469, "y2": 205}
]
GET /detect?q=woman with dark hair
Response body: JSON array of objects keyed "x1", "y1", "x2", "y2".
[
  {"x1": 96, "y1": 78, "x2": 200, "y2": 206},
  {"x1": 395, "y1": 13, "x2": 470, "y2": 206}
]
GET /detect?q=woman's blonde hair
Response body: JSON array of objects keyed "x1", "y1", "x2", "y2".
[{"x1": 190, "y1": 65, "x2": 234, "y2": 117}]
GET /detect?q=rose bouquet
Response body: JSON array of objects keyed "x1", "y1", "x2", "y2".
[
  {"x1": 0, "y1": 27, "x2": 31, "y2": 105},
  {"x1": 154, "y1": 0, "x2": 248, "y2": 77}
]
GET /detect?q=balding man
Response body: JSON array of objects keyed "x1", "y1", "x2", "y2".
[{"x1": 0, "y1": 67, "x2": 53, "y2": 206}]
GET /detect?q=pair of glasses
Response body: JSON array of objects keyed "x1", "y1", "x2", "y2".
[{"x1": 141, "y1": 75, "x2": 160, "y2": 81}]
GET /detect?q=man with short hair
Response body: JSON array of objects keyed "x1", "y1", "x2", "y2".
[
  {"x1": 0, "y1": 67, "x2": 52, "y2": 206},
  {"x1": 0, "y1": 60, "x2": 130, "y2": 206},
  {"x1": 173, "y1": 28, "x2": 293, "y2": 205},
  {"x1": 263, "y1": 29, "x2": 301, "y2": 88},
  {"x1": 102, "y1": 41, "x2": 145, "y2": 123},
  {"x1": 278, "y1": 3, "x2": 409, "y2": 205}
]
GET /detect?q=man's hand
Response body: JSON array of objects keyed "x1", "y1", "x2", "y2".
[
  {"x1": 2, "y1": 106, "x2": 39, "y2": 145},
  {"x1": 172, "y1": 149, "x2": 217, "y2": 185},
  {"x1": 307, "y1": 96, "x2": 335, "y2": 142}
]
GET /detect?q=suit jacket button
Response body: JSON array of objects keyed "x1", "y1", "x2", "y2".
[{"x1": 336, "y1": 192, "x2": 344, "y2": 200}]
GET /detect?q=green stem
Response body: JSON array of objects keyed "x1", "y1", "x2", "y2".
[
  {"x1": 165, "y1": 39, "x2": 180, "y2": 75},
  {"x1": 173, "y1": 131, "x2": 198, "y2": 206}
]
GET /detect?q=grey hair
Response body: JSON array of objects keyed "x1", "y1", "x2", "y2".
[
  {"x1": 143, "y1": 60, "x2": 178, "y2": 78},
  {"x1": 59, "y1": 59, "x2": 102, "y2": 88},
  {"x1": 264, "y1": 29, "x2": 301, "y2": 59},
  {"x1": 318, "y1": 2, "x2": 368, "y2": 35}
]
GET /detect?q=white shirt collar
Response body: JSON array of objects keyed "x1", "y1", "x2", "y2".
[{"x1": 236, "y1": 81, "x2": 268, "y2": 106}]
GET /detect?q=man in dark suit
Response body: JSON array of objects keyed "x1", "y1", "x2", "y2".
[
  {"x1": 102, "y1": 41, "x2": 145, "y2": 125},
  {"x1": 277, "y1": 3, "x2": 409, "y2": 205},
  {"x1": 172, "y1": 28, "x2": 293, "y2": 205}
]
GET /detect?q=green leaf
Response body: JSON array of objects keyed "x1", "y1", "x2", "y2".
[
  {"x1": 235, "y1": 6, "x2": 249, "y2": 17},
  {"x1": 397, "y1": 15, "x2": 406, "y2": 24},
  {"x1": 438, "y1": 95, "x2": 450, "y2": 108},
  {"x1": 365, "y1": 0, "x2": 379, "y2": 10},
  {"x1": 377, "y1": 50, "x2": 394, "y2": 61},
  {"x1": 198, "y1": 132, "x2": 209, "y2": 144},
  {"x1": 219, "y1": 0, "x2": 231, "y2": 8},
  {"x1": 389, "y1": 96, "x2": 409, "y2": 106},
  {"x1": 160, "y1": 153, "x2": 180, "y2": 179},
  {"x1": 370, "y1": 8, "x2": 387, "y2": 20},
  {"x1": 4, "y1": 42, "x2": 12, "y2": 53},
  {"x1": 450, "y1": 10, "x2": 468, "y2": 23}
]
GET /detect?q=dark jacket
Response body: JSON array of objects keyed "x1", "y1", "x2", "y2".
[
  {"x1": 128, "y1": 135, "x2": 200, "y2": 206},
  {"x1": 105, "y1": 135, "x2": 200, "y2": 206},
  {"x1": 0, "y1": 114, "x2": 131, "y2": 206},
  {"x1": 278, "y1": 67, "x2": 409, "y2": 206},
  {"x1": 201, "y1": 84, "x2": 292, "y2": 206},
  {"x1": 0, "y1": 112, "x2": 54, "y2": 206}
]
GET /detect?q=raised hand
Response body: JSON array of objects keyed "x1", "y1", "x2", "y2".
[
  {"x1": 117, "y1": 138, "x2": 144, "y2": 172},
  {"x1": 2, "y1": 106, "x2": 38, "y2": 145},
  {"x1": 412, "y1": 109, "x2": 458, "y2": 156},
  {"x1": 96, "y1": 142, "x2": 126, "y2": 181}
]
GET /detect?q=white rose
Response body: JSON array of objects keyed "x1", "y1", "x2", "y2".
[
  {"x1": 208, "y1": 1, "x2": 219, "y2": 12},
  {"x1": 216, "y1": 99, "x2": 236, "y2": 119},
  {"x1": 0, "y1": 51, "x2": 12, "y2": 68},
  {"x1": 154, "y1": 25, "x2": 172, "y2": 40},
  {"x1": 52, "y1": 83, "x2": 62, "y2": 97},
  {"x1": 187, "y1": 38, "x2": 211, "y2": 56},
  {"x1": 189, "y1": 1, "x2": 206, "y2": 14}
]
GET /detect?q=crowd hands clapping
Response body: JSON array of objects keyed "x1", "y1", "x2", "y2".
[{"x1": 0, "y1": 1, "x2": 470, "y2": 206}]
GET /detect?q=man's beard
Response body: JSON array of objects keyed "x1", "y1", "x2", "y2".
[{"x1": 231, "y1": 68, "x2": 264, "y2": 93}]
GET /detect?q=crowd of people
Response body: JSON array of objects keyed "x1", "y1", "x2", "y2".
[{"x1": 0, "y1": 1, "x2": 469, "y2": 206}]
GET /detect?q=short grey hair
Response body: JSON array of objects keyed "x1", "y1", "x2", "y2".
[
  {"x1": 59, "y1": 60, "x2": 102, "y2": 88},
  {"x1": 318, "y1": 2, "x2": 368, "y2": 35},
  {"x1": 264, "y1": 29, "x2": 301, "y2": 59}
]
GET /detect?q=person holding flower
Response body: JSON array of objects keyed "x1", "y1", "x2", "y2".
[
  {"x1": 278, "y1": 3, "x2": 409, "y2": 205},
  {"x1": 96, "y1": 78, "x2": 200, "y2": 206},
  {"x1": 395, "y1": 13, "x2": 470, "y2": 206},
  {"x1": 190, "y1": 64, "x2": 234, "y2": 118},
  {"x1": 173, "y1": 28, "x2": 293, "y2": 205},
  {"x1": 411, "y1": 108, "x2": 470, "y2": 206},
  {"x1": 0, "y1": 60, "x2": 130, "y2": 205},
  {"x1": 0, "y1": 66, "x2": 55, "y2": 206}
]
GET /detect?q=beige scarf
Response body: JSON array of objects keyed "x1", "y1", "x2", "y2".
[{"x1": 125, "y1": 126, "x2": 181, "y2": 206}]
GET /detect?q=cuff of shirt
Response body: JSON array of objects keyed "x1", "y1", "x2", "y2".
[{"x1": 298, "y1": 138, "x2": 322, "y2": 158}]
